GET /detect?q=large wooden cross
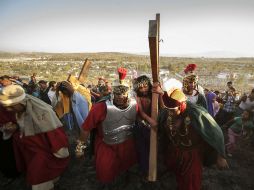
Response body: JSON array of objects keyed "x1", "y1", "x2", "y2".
[
  {"x1": 148, "y1": 13, "x2": 160, "y2": 182},
  {"x1": 67, "y1": 58, "x2": 92, "y2": 85}
]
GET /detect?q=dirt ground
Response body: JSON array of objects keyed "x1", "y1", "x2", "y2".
[{"x1": 1, "y1": 134, "x2": 254, "y2": 190}]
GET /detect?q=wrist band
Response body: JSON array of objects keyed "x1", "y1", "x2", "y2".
[{"x1": 75, "y1": 140, "x2": 87, "y2": 153}]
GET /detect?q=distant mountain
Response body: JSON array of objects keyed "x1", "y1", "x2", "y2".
[
  {"x1": 169, "y1": 51, "x2": 253, "y2": 58},
  {"x1": 137, "y1": 51, "x2": 253, "y2": 58}
]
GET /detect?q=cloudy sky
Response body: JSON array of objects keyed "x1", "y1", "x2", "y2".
[{"x1": 0, "y1": 0, "x2": 254, "y2": 57}]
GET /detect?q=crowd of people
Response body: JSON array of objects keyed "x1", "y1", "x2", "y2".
[{"x1": 0, "y1": 64, "x2": 254, "y2": 190}]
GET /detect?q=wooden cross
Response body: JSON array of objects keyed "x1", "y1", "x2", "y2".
[
  {"x1": 148, "y1": 13, "x2": 160, "y2": 182},
  {"x1": 67, "y1": 58, "x2": 92, "y2": 84}
]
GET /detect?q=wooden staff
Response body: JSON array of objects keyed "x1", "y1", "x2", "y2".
[{"x1": 148, "y1": 13, "x2": 160, "y2": 182}]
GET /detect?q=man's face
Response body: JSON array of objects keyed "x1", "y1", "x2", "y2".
[
  {"x1": 242, "y1": 111, "x2": 250, "y2": 119},
  {"x1": 0, "y1": 78, "x2": 12, "y2": 87},
  {"x1": 39, "y1": 83, "x2": 47, "y2": 90},
  {"x1": 138, "y1": 84, "x2": 149, "y2": 96},
  {"x1": 98, "y1": 79, "x2": 105, "y2": 87},
  {"x1": 113, "y1": 92, "x2": 128, "y2": 108},
  {"x1": 51, "y1": 83, "x2": 57, "y2": 90},
  {"x1": 187, "y1": 81, "x2": 196, "y2": 91}
]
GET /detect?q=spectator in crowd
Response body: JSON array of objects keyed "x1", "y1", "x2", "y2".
[
  {"x1": 227, "y1": 81, "x2": 236, "y2": 94},
  {"x1": 220, "y1": 88, "x2": 236, "y2": 125},
  {"x1": 204, "y1": 88, "x2": 210, "y2": 98},
  {"x1": 224, "y1": 110, "x2": 254, "y2": 157},
  {"x1": 28, "y1": 73, "x2": 37, "y2": 85},
  {"x1": 235, "y1": 89, "x2": 254, "y2": 117},
  {"x1": 38, "y1": 80, "x2": 51, "y2": 105},
  {"x1": 47, "y1": 81, "x2": 57, "y2": 103},
  {"x1": 90, "y1": 78, "x2": 106, "y2": 102},
  {"x1": 206, "y1": 91, "x2": 220, "y2": 118}
]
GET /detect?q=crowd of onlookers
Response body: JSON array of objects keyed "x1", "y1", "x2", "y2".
[
  {"x1": 204, "y1": 81, "x2": 254, "y2": 157},
  {"x1": 0, "y1": 74, "x2": 111, "y2": 106}
]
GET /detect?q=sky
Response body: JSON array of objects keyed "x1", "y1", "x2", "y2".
[{"x1": 0, "y1": 0, "x2": 254, "y2": 57}]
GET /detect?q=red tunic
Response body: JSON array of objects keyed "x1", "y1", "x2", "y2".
[
  {"x1": 0, "y1": 106, "x2": 20, "y2": 178},
  {"x1": 12, "y1": 127, "x2": 70, "y2": 185},
  {"x1": 82, "y1": 102, "x2": 137, "y2": 183},
  {"x1": 164, "y1": 125, "x2": 205, "y2": 190},
  {"x1": 165, "y1": 146, "x2": 202, "y2": 190}
]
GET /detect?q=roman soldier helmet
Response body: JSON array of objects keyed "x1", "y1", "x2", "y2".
[
  {"x1": 182, "y1": 64, "x2": 198, "y2": 93},
  {"x1": 112, "y1": 67, "x2": 129, "y2": 94}
]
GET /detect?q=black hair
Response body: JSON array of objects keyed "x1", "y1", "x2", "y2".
[
  {"x1": 133, "y1": 75, "x2": 152, "y2": 97},
  {"x1": 48, "y1": 81, "x2": 56, "y2": 88},
  {"x1": 0, "y1": 75, "x2": 10, "y2": 80},
  {"x1": 38, "y1": 80, "x2": 47, "y2": 84}
]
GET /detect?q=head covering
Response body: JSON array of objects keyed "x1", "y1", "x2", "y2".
[
  {"x1": 170, "y1": 89, "x2": 187, "y2": 102},
  {"x1": 206, "y1": 92, "x2": 217, "y2": 117},
  {"x1": 162, "y1": 78, "x2": 182, "y2": 97},
  {"x1": 112, "y1": 67, "x2": 129, "y2": 94},
  {"x1": 0, "y1": 85, "x2": 26, "y2": 106},
  {"x1": 0, "y1": 85, "x2": 62, "y2": 136},
  {"x1": 162, "y1": 89, "x2": 187, "y2": 112},
  {"x1": 182, "y1": 64, "x2": 198, "y2": 93}
]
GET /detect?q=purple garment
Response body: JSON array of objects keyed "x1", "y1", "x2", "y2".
[
  {"x1": 206, "y1": 92, "x2": 217, "y2": 117},
  {"x1": 134, "y1": 120, "x2": 150, "y2": 174}
]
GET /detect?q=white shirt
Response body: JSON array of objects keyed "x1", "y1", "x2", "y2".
[
  {"x1": 47, "y1": 88, "x2": 56, "y2": 102},
  {"x1": 239, "y1": 97, "x2": 254, "y2": 111},
  {"x1": 185, "y1": 90, "x2": 199, "y2": 104}
]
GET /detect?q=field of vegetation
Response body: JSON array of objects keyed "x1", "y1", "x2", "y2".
[
  {"x1": 1, "y1": 52, "x2": 254, "y2": 190},
  {"x1": 0, "y1": 51, "x2": 254, "y2": 93}
]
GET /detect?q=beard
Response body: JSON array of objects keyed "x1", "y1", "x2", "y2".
[{"x1": 136, "y1": 90, "x2": 151, "y2": 98}]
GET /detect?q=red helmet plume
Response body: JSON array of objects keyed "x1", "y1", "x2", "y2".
[
  {"x1": 117, "y1": 67, "x2": 127, "y2": 82},
  {"x1": 184, "y1": 64, "x2": 197, "y2": 74}
]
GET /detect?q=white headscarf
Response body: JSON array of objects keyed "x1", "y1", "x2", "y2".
[{"x1": 0, "y1": 85, "x2": 63, "y2": 136}]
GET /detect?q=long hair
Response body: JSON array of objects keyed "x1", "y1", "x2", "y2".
[{"x1": 133, "y1": 75, "x2": 152, "y2": 97}]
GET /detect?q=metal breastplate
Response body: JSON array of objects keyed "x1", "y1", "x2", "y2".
[{"x1": 102, "y1": 99, "x2": 137, "y2": 145}]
